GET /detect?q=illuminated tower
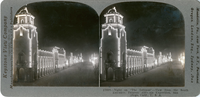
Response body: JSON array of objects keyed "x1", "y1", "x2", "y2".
[
  {"x1": 13, "y1": 7, "x2": 38, "y2": 82},
  {"x1": 100, "y1": 7, "x2": 127, "y2": 81}
]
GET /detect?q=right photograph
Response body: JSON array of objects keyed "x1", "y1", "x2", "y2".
[{"x1": 99, "y1": 2, "x2": 185, "y2": 86}]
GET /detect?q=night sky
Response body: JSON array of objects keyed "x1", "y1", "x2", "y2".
[
  {"x1": 14, "y1": 2, "x2": 99, "y2": 60},
  {"x1": 100, "y1": 2, "x2": 185, "y2": 59},
  {"x1": 14, "y1": 2, "x2": 185, "y2": 60}
]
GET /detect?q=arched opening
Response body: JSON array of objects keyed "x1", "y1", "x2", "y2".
[
  {"x1": 105, "y1": 50, "x2": 115, "y2": 80},
  {"x1": 107, "y1": 67, "x2": 113, "y2": 80},
  {"x1": 16, "y1": 52, "x2": 27, "y2": 81},
  {"x1": 21, "y1": 19, "x2": 24, "y2": 24},
  {"x1": 109, "y1": 18, "x2": 113, "y2": 23},
  {"x1": 18, "y1": 68, "x2": 25, "y2": 81}
]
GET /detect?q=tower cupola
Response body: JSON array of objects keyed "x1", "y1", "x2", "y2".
[
  {"x1": 16, "y1": 7, "x2": 35, "y2": 25},
  {"x1": 104, "y1": 7, "x2": 123, "y2": 24}
]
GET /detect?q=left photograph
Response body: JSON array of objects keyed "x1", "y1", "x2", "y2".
[{"x1": 13, "y1": 2, "x2": 99, "y2": 86}]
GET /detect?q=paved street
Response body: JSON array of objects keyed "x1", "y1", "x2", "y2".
[
  {"x1": 101, "y1": 60, "x2": 184, "y2": 87},
  {"x1": 14, "y1": 61, "x2": 99, "y2": 86}
]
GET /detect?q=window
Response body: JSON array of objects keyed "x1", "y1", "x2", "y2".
[
  {"x1": 30, "y1": 18, "x2": 33, "y2": 24},
  {"x1": 34, "y1": 32, "x2": 35, "y2": 37},
  {"x1": 109, "y1": 18, "x2": 113, "y2": 23},
  {"x1": 21, "y1": 19, "x2": 24, "y2": 24},
  {"x1": 108, "y1": 31, "x2": 111, "y2": 36},
  {"x1": 20, "y1": 31, "x2": 23, "y2": 36},
  {"x1": 118, "y1": 17, "x2": 121, "y2": 23}
]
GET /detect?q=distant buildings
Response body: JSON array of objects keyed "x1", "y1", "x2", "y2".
[
  {"x1": 89, "y1": 53, "x2": 98, "y2": 67},
  {"x1": 178, "y1": 52, "x2": 185, "y2": 65},
  {"x1": 126, "y1": 46, "x2": 155, "y2": 76},
  {"x1": 100, "y1": 7, "x2": 172, "y2": 81},
  {"x1": 13, "y1": 7, "x2": 83, "y2": 82}
]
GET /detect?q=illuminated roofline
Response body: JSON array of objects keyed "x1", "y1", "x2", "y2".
[
  {"x1": 104, "y1": 14, "x2": 123, "y2": 18},
  {"x1": 58, "y1": 53, "x2": 65, "y2": 56},
  {"x1": 102, "y1": 24, "x2": 125, "y2": 29},
  {"x1": 13, "y1": 25, "x2": 29, "y2": 40},
  {"x1": 127, "y1": 49, "x2": 142, "y2": 53},
  {"x1": 54, "y1": 46, "x2": 60, "y2": 49},
  {"x1": 31, "y1": 28, "x2": 36, "y2": 34},
  {"x1": 102, "y1": 25, "x2": 119, "y2": 39},
  {"x1": 14, "y1": 24, "x2": 37, "y2": 29},
  {"x1": 120, "y1": 28, "x2": 126, "y2": 33},
  {"x1": 16, "y1": 14, "x2": 35, "y2": 19},
  {"x1": 147, "y1": 53, "x2": 154, "y2": 55},
  {"x1": 38, "y1": 49, "x2": 53, "y2": 54},
  {"x1": 143, "y1": 46, "x2": 149, "y2": 48}
]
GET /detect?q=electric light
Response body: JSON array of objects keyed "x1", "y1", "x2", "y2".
[{"x1": 178, "y1": 52, "x2": 185, "y2": 65}]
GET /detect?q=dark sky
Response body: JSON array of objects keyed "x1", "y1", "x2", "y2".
[
  {"x1": 14, "y1": 2, "x2": 99, "y2": 60},
  {"x1": 100, "y1": 2, "x2": 185, "y2": 59},
  {"x1": 14, "y1": 2, "x2": 185, "y2": 60}
]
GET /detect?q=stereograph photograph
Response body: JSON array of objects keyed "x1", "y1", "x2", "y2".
[
  {"x1": 100, "y1": 2, "x2": 185, "y2": 87},
  {"x1": 1, "y1": 0, "x2": 200, "y2": 96},
  {"x1": 12, "y1": 2, "x2": 99, "y2": 86},
  {"x1": 13, "y1": 1, "x2": 185, "y2": 87}
]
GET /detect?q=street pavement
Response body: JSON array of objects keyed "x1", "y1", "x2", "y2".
[
  {"x1": 14, "y1": 61, "x2": 99, "y2": 86},
  {"x1": 101, "y1": 61, "x2": 184, "y2": 87}
]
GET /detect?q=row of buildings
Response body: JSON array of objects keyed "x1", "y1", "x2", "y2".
[
  {"x1": 13, "y1": 6, "x2": 173, "y2": 82},
  {"x1": 13, "y1": 7, "x2": 83, "y2": 82},
  {"x1": 100, "y1": 7, "x2": 172, "y2": 81}
]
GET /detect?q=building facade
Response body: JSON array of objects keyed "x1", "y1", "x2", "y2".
[
  {"x1": 126, "y1": 46, "x2": 155, "y2": 77},
  {"x1": 13, "y1": 7, "x2": 82, "y2": 82},
  {"x1": 37, "y1": 47, "x2": 67, "y2": 79}
]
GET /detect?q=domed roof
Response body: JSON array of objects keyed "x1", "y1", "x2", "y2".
[
  {"x1": 17, "y1": 7, "x2": 31, "y2": 15},
  {"x1": 107, "y1": 7, "x2": 119, "y2": 14}
]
